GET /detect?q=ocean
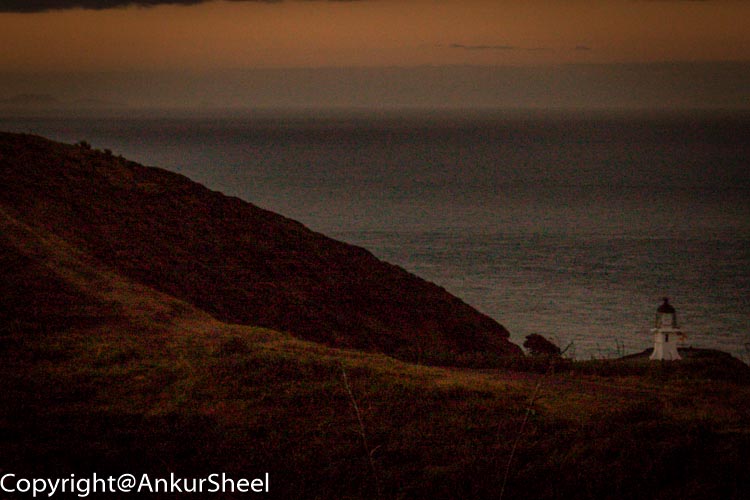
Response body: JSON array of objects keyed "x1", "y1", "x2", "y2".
[{"x1": 3, "y1": 110, "x2": 749, "y2": 360}]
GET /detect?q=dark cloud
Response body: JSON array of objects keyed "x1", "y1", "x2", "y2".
[
  {"x1": 449, "y1": 43, "x2": 553, "y2": 53},
  {"x1": 0, "y1": 0, "x2": 201, "y2": 12},
  {"x1": 449, "y1": 43, "x2": 517, "y2": 51},
  {"x1": 0, "y1": 0, "x2": 370, "y2": 13}
]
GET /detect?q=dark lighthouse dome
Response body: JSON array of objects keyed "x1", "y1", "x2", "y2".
[{"x1": 657, "y1": 297, "x2": 676, "y2": 314}]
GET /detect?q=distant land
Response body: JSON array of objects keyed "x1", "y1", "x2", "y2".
[
  {"x1": 1, "y1": 62, "x2": 749, "y2": 113},
  {"x1": 0, "y1": 93, "x2": 124, "y2": 114},
  {"x1": 0, "y1": 93, "x2": 60, "y2": 107}
]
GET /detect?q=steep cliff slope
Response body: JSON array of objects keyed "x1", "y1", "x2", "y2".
[{"x1": 0, "y1": 132, "x2": 520, "y2": 361}]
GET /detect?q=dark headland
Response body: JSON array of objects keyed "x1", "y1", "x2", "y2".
[
  {"x1": 1, "y1": 131, "x2": 749, "y2": 500},
  {"x1": 0, "y1": 131, "x2": 520, "y2": 363}
]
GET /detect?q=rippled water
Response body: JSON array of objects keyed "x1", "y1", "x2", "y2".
[{"x1": 3, "y1": 111, "x2": 749, "y2": 359}]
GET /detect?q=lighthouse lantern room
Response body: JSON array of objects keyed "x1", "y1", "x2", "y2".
[{"x1": 650, "y1": 298, "x2": 683, "y2": 361}]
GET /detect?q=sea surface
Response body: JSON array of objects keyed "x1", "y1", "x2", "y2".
[{"x1": 3, "y1": 110, "x2": 749, "y2": 360}]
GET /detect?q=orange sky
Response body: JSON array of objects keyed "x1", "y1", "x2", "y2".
[{"x1": 1, "y1": 0, "x2": 749, "y2": 72}]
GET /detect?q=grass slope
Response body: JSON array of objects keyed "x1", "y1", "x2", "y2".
[
  {"x1": 0, "y1": 132, "x2": 519, "y2": 363},
  {"x1": 2, "y1": 202, "x2": 750, "y2": 499}
]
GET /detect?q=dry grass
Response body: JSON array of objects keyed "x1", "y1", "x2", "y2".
[
  {"x1": 4, "y1": 299, "x2": 749, "y2": 499},
  {"x1": 2, "y1": 202, "x2": 750, "y2": 499}
]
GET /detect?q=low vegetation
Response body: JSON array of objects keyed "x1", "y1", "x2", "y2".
[{"x1": 1, "y1": 267, "x2": 748, "y2": 499}]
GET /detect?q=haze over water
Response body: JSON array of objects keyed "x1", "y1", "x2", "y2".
[{"x1": 4, "y1": 110, "x2": 749, "y2": 359}]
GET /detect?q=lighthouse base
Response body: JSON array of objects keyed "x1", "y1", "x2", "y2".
[{"x1": 650, "y1": 329, "x2": 682, "y2": 361}]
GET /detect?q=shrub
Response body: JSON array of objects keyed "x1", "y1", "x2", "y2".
[{"x1": 523, "y1": 334, "x2": 561, "y2": 357}]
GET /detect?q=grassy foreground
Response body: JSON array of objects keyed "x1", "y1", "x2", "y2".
[
  {"x1": 3, "y1": 312, "x2": 750, "y2": 499},
  {"x1": 2, "y1": 207, "x2": 750, "y2": 499}
]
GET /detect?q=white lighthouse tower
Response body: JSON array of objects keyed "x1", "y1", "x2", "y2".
[{"x1": 650, "y1": 298, "x2": 683, "y2": 361}]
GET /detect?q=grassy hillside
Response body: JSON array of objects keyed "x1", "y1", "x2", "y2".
[
  {"x1": 2, "y1": 194, "x2": 750, "y2": 499},
  {"x1": 0, "y1": 131, "x2": 519, "y2": 363}
]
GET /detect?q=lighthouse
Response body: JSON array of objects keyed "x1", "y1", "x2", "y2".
[{"x1": 650, "y1": 298, "x2": 683, "y2": 361}]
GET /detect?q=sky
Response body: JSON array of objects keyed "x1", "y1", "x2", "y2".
[{"x1": 0, "y1": 0, "x2": 748, "y2": 109}]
